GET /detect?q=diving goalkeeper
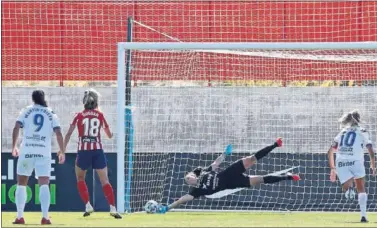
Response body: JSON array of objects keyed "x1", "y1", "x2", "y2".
[{"x1": 156, "y1": 138, "x2": 300, "y2": 213}]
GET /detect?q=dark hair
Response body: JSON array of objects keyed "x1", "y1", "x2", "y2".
[
  {"x1": 83, "y1": 89, "x2": 99, "y2": 110},
  {"x1": 32, "y1": 90, "x2": 47, "y2": 107}
]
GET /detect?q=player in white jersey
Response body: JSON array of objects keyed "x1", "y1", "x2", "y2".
[
  {"x1": 11, "y1": 90, "x2": 65, "y2": 225},
  {"x1": 327, "y1": 109, "x2": 376, "y2": 223}
]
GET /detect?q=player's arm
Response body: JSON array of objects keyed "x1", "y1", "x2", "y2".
[
  {"x1": 11, "y1": 122, "x2": 22, "y2": 157},
  {"x1": 102, "y1": 114, "x2": 113, "y2": 139},
  {"x1": 366, "y1": 144, "x2": 376, "y2": 176},
  {"x1": 327, "y1": 146, "x2": 337, "y2": 182},
  {"x1": 327, "y1": 146, "x2": 336, "y2": 170},
  {"x1": 168, "y1": 194, "x2": 194, "y2": 210},
  {"x1": 210, "y1": 144, "x2": 232, "y2": 171},
  {"x1": 328, "y1": 135, "x2": 339, "y2": 182},
  {"x1": 12, "y1": 109, "x2": 26, "y2": 157},
  {"x1": 63, "y1": 114, "x2": 78, "y2": 151},
  {"x1": 55, "y1": 128, "x2": 64, "y2": 154},
  {"x1": 52, "y1": 112, "x2": 65, "y2": 164},
  {"x1": 362, "y1": 129, "x2": 376, "y2": 176},
  {"x1": 158, "y1": 194, "x2": 194, "y2": 213},
  {"x1": 63, "y1": 124, "x2": 75, "y2": 152}
]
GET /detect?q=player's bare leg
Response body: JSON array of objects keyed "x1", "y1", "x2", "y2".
[
  {"x1": 341, "y1": 178, "x2": 354, "y2": 192},
  {"x1": 38, "y1": 176, "x2": 51, "y2": 225},
  {"x1": 96, "y1": 167, "x2": 122, "y2": 219},
  {"x1": 341, "y1": 178, "x2": 356, "y2": 203},
  {"x1": 13, "y1": 175, "x2": 28, "y2": 224},
  {"x1": 355, "y1": 177, "x2": 368, "y2": 223},
  {"x1": 242, "y1": 138, "x2": 283, "y2": 170},
  {"x1": 75, "y1": 166, "x2": 94, "y2": 217}
]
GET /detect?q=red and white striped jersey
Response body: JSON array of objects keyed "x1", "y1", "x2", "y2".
[{"x1": 71, "y1": 109, "x2": 109, "y2": 151}]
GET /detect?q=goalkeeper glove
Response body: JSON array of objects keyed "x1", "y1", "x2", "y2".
[
  {"x1": 224, "y1": 144, "x2": 233, "y2": 156},
  {"x1": 157, "y1": 204, "x2": 169, "y2": 214}
]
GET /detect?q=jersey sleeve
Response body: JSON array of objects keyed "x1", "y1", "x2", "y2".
[
  {"x1": 51, "y1": 111, "x2": 61, "y2": 131},
  {"x1": 361, "y1": 129, "x2": 372, "y2": 146},
  {"x1": 331, "y1": 131, "x2": 343, "y2": 149},
  {"x1": 188, "y1": 188, "x2": 204, "y2": 199},
  {"x1": 16, "y1": 109, "x2": 26, "y2": 128}
]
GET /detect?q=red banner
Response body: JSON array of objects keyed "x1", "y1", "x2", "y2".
[{"x1": 2, "y1": 1, "x2": 376, "y2": 81}]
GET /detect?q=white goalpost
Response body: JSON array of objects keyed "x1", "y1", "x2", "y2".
[{"x1": 117, "y1": 42, "x2": 377, "y2": 213}]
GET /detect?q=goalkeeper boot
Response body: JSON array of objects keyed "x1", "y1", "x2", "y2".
[
  {"x1": 83, "y1": 202, "x2": 94, "y2": 217},
  {"x1": 110, "y1": 205, "x2": 122, "y2": 219},
  {"x1": 286, "y1": 172, "x2": 301, "y2": 181},
  {"x1": 275, "y1": 138, "x2": 283, "y2": 147}
]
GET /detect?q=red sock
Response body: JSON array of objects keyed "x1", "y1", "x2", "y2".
[
  {"x1": 102, "y1": 183, "x2": 115, "y2": 206},
  {"x1": 77, "y1": 181, "x2": 89, "y2": 204}
]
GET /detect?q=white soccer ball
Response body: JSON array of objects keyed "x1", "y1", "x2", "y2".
[
  {"x1": 144, "y1": 200, "x2": 158, "y2": 214},
  {"x1": 345, "y1": 188, "x2": 356, "y2": 200}
]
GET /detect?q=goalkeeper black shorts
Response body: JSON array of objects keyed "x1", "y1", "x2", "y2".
[{"x1": 218, "y1": 159, "x2": 251, "y2": 189}]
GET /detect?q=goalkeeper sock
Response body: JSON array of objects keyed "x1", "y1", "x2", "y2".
[
  {"x1": 263, "y1": 175, "x2": 292, "y2": 184},
  {"x1": 77, "y1": 181, "x2": 89, "y2": 204},
  {"x1": 102, "y1": 183, "x2": 115, "y2": 206},
  {"x1": 15, "y1": 185, "x2": 26, "y2": 219},
  {"x1": 358, "y1": 192, "x2": 367, "y2": 218},
  {"x1": 254, "y1": 144, "x2": 277, "y2": 160}
]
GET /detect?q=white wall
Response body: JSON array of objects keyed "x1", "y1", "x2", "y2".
[{"x1": 2, "y1": 87, "x2": 376, "y2": 154}]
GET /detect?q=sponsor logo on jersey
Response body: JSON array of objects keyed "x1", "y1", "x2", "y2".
[
  {"x1": 199, "y1": 173, "x2": 219, "y2": 190},
  {"x1": 205, "y1": 173, "x2": 213, "y2": 189},
  {"x1": 82, "y1": 136, "x2": 98, "y2": 143},
  {"x1": 25, "y1": 154, "x2": 44, "y2": 158},
  {"x1": 338, "y1": 161, "x2": 355, "y2": 167},
  {"x1": 25, "y1": 134, "x2": 46, "y2": 142},
  {"x1": 25, "y1": 143, "x2": 46, "y2": 148}
]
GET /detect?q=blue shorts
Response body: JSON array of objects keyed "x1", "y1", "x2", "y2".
[{"x1": 76, "y1": 149, "x2": 107, "y2": 170}]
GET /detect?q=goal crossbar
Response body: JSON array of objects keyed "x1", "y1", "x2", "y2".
[{"x1": 118, "y1": 42, "x2": 377, "y2": 50}]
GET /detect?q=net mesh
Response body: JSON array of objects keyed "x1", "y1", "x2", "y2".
[{"x1": 127, "y1": 48, "x2": 377, "y2": 212}]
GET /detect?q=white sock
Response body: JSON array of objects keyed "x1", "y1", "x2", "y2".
[
  {"x1": 358, "y1": 192, "x2": 367, "y2": 218},
  {"x1": 39, "y1": 185, "x2": 50, "y2": 219},
  {"x1": 110, "y1": 205, "x2": 117, "y2": 213},
  {"x1": 15, "y1": 185, "x2": 26, "y2": 219},
  {"x1": 85, "y1": 202, "x2": 93, "y2": 212}
]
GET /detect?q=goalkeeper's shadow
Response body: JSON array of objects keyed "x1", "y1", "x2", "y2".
[{"x1": 343, "y1": 221, "x2": 377, "y2": 224}]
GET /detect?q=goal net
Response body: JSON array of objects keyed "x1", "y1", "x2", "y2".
[{"x1": 119, "y1": 42, "x2": 377, "y2": 213}]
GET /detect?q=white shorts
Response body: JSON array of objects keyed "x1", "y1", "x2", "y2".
[
  {"x1": 336, "y1": 160, "x2": 365, "y2": 184},
  {"x1": 17, "y1": 153, "x2": 51, "y2": 177}
]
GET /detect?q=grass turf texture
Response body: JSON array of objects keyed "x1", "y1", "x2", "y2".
[{"x1": 2, "y1": 212, "x2": 377, "y2": 227}]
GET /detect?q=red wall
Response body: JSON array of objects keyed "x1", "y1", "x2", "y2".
[{"x1": 2, "y1": 1, "x2": 377, "y2": 82}]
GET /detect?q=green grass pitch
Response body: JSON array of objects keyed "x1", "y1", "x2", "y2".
[{"x1": 2, "y1": 212, "x2": 376, "y2": 227}]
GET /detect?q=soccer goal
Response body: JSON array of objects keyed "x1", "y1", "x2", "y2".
[{"x1": 117, "y1": 42, "x2": 377, "y2": 213}]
